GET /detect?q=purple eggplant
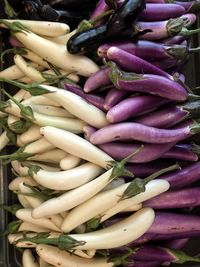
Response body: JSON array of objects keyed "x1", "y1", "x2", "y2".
[
  {"x1": 98, "y1": 40, "x2": 172, "y2": 60},
  {"x1": 104, "y1": 87, "x2": 128, "y2": 110},
  {"x1": 125, "y1": 244, "x2": 200, "y2": 264},
  {"x1": 8, "y1": 37, "x2": 23, "y2": 48},
  {"x1": 108, "y1": 63, "x2": 188, "y2": 101},
  {"x1": 125, "y1": 161, "x2": 177, "y2": 177},
  {"x1": 175, "y1": 1, "x2": 200, "y2": 12},
  {"x1": 96, "y1": 142, "x2": 176, "y2": 163},
  {"x1": 84, "y1": 67, "x2": 110, "y2": 93},
  {"x1": 106, "y1": 95, "x2": 170, "y2": 123},
  {"x1": 89, "y1": 118, "x2": 200, "y2": 145},
  {"x1": 158, "y1": 161, "x2": 200, "y2": 189},
  {"x1": 107, "y1": 47, "x2": 171, "y2": 78},
  {"x1": 161, "y1": 145, "x2": 198, "y2": 161},
  {"x1": 90, "y1": 0, "x2": 110, "y2": 26},
  {"x1": 134, "y1": 106, "x2": 188, "y2": 128},
  {"x1": 137, "y1": 14, "x2": 196, "y2": 40},
  {"x1": 140, "y1": 3, "x2": 185, "y2": 21},
  {"x1": 151, "y1": 57, "x2": 184, "y2": 70},
  {"x1": 162, "y1": 35, "x2": 187, "y2": 45},
  {"x1": 63, "y1": 83, "x2": 105, "y2": 111},
  {"x1": 144, "y1": 187, "x2": 200, "y2": 209}
]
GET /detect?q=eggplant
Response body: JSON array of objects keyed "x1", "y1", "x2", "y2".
[
  {"x1": 22, "y1": 0, "x2": 43, "y2": 20},
  {"x1": 106, "y1": 0, "x2": 146, "y2": 36},
  {"x1": 67, "y1": 0, "x2": 146, "y2": 54},
  {"x1": 42, "y1": 0, "x2": 98, "y2": 10}
]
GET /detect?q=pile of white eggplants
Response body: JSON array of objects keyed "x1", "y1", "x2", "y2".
[{"x1": 0, "y1": 19, "x2": 182, "y2": 267}]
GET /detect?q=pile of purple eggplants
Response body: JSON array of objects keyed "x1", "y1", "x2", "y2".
[
  {"x1": 65, "y1": 0, "x2": 200, "y2": 266},
  {"x1": 4, "y1": 0, "x2": 200, "y2": 266}
]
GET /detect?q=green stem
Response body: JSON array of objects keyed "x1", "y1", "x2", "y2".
[
  {"x1": 0, "y1": 116, "x2": 17, "y2": 144},
  {"x1": 0, "y1": 146, "x2": 33, "y2": 164},
  {"x1": 188, "y1": 46, "x2": 200, "y2": 53},
  {"x1": 0, "y1": 20, "x2": 30, "y2": 33},
  {"x1": 0, "y1": 204, "x2": 22, "y2": 215},
  {"x1": 91, "y1": 9, "x2": 114, "y2": 24},
  {"x1": 1, "y1": 48, "x2": 26, "y2": 63},
  {"x1": 1, "y1": 88, "x2": 34, "y2": 122},
  {"x1": 108, "y1": 146, "x2": 143, "y2": 179},
  {"x1": 0, "y1": 220, "x2": 21, "y2": 236},
  {"x1": 109, "y1": 247, "x2": 137, "y2": 267},
  {"x1": 180, "y1": 27, "x2": 200, "y2": 36},
  {"x1": 16, "y1": 233, "x2": 86, "y2": 250},
  {"x1": 120, "y1": 163, "x2": 180, "y2": 200},
  {"x1": 167, "y1": 248, "x2": 200, "y2": 264},
  {"x1": 0, "y1": 78, "x2": 52, "y2": 95}
]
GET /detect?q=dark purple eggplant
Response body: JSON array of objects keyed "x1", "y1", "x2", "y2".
[
  {"x1": 67, "y1": 0, "x2": 146, "y2": 54},
  {"x1": 22, "y1": 0, "x2": 43, "y2": 20},
  {"x1": 106, "y1": 0, "x2": 146, "y2": 37}
]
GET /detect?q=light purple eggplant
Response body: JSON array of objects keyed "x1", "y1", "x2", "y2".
[
  {"x1": 63, "y1": 83, "x2": 105, "y2": 111},
  {"x1": 162, "y1": 35, "x2": 187, "y2": 45},
  {"x1": 83, "y1": 125, "x2": 176, "y2": 163},
  {"x1": 108, "y1": 63, "x2": 188, "y2": 101},
  {"x1": 106, "y1": 95, "x2": 171, "y2": 123},
  {"x1": 98, "y1": 40, "x2": 172, "y2": 60},
  {"x1": 89, "y1": 120, "x2": 198, "y2": 145},
  {"x1": 161, "y1": 145, "x2": 198, "y2": 161},
  {"x1": 158, "y1": 161, "x2": 200, "y2": 189},
  {"x1": 140, "y1": 3, "x2": 185, "y2": 21},
  {"x1": 104, "y1": 87, "x2": 128, "y2": 111},
  {"x1": 95, "y1": 142, "x2": 176, "y2": 163},
  {"x1": 144, "y1": 187, "x2": 200, "y2": 209},
  {"x1": 90, "y1": 0, "x2": 110, "y2": 25},
  {"x1": 134, "y1": 106, "x2": 188, "y2": 128},
  {"x1": 126, "y1": 244, "x2": 200, "y2": 264},
  {"x1": 151, "y1": 57, "x2": 184, "y2": 70},
  {"x1": 84, "y1": 67, "x2": 110, "y2": 93},
  {"x1": 137, "y1": 14, "x2": 196, "y2": 41},
  {"x1": 107, "y1": 47, "x2": 171, "y2": 79}
]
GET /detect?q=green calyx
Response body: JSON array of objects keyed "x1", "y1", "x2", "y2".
[
  {"x1": 167, "y1": 248, "x2": 200, "y2": 264},
  {"x1": 180, "y1": 27, "x2": 200, "y2": 37},
  {"x1": 109, "y1": 247, "x2": 137, "y2": 267},
  {"x1": 0, "y1": 20, "x2": 29, "y2": 34},
  {"x1": 0, "y1": 204, "x2": 22, "y2": 215},
  {"x1": 0, "y1": 146, "x2": 32, "y2": 164},
  {"x1": 0, "y1": 220, "x2": 21, "y2": 236},
  {"x1": 120, "y1": 163, "x2": 180, "y2": 200},
  {"x1": 85, "y1": 217, "x2": 102, "y2": 232},
  {"x1": 9, "y1": 119, "x2": 32, "y2": 134},
  {"x1": 1, "y1": 88, "x2": 34, "y2": 122},
  {"x1": 108, "y1": 146, "x2": 143, "y2": 180},
  {"x1": 0, "y1": 116, "x2": 17, "y2": 144},
  {"x1": 16, "y1": 232, "x2": 86, "y2": 250},
  {"x1": 167, "y1": 17, "x2": 184, "y2": 37},
  {"x1": 108, "y1": 61, "x2": 144, "y2": 88}
]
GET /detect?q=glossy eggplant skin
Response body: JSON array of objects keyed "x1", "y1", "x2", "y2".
[
  {"x1": 22, "y1": 0, "x2": 43, "y2": 20},
  {"x1": 67, "y1": 0, "x2": 146, "y2": 54},
  {"x1": 106, "y1": 0, "x2": 146, "y2": 36},
  {"x1": 67, "y1": 25, "x2": 107, "y2": 54}
]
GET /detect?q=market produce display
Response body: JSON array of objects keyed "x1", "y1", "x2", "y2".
[{"x1": 1, "y1": 0, "x2": 200, "y2": 266}]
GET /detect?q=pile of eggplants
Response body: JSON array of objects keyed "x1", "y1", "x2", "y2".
[
  {"x1": 4, "y1": 0, "x2": 200, "y2": 265},
  {"x1": 62, "y1": 0, "x2": 200, "y2": 265}
]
